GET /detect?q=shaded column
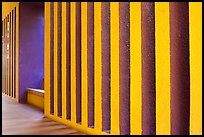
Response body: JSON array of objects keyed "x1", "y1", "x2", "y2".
[
  {"x1": 76, "y1": 2, "x2": 81, "y2": 123},
  {"x1": 2, "y1": 19, "x2": 5, "y2": 94},
  {"x1": 141, "y1": 2, "x2": 156, "y2": 135},
  {"x1": 50, "y1": 2, "x2": 54, "y2": 114},
  {"x1": 66, "y1": 2, "x2": 71, "y2": 120},
  {"x1": 119, "y1": 2, "x2": 130, "y2": 135},
  {"x1": 101, "y1": 2, "x2": 110, "y2": 132},
  {"x1": 87, "y1": 2, "x2": 94, "y2": 127},
  {"x1": 57, "y1": 2, "x2": 62, "y2": 117},
  {"x1": 170, "y1": 2, "x2": 190, "y2": 135},
  {"x1": 6, "y1": 16, "x2": 9, "y2": 96}
]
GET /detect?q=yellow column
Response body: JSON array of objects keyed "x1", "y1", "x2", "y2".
[
  {"x1": 44, "y1": 2, "x2": 51, "y2": 117},
  {"x1": 155, "y1": 2, "x2": 170, "y2": 135},
  {"x1": 110, "y1": 2, "x2": 120, "y2": 134},
  {"x1": 189, "y1": 2, "x2": 202, "y2": 135},
  {"x1": 62, "y1": 2, "x2": 67, "y2": 120},
  {"x1": 81, "y1": 2, "x2": 88, "y2": 127},
  {"x1": 70, "y1": 2, "x2": 76, "y2": 123},
  {"x1": 15, "y1": 4, "x2": 19, "y2": 102},
  {"x1": 94, "y1": 2, "x2": 102, "y2": 131},
  {"x1": 54, "y1": 2, "x2": 58, "y2": 116},
  {"x1": 130, "y1": 2, "x2": 142, "y2": 135}
]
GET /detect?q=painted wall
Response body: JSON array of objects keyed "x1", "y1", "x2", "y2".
[
  {"x1": 18, "y1": 2, "x2": 44, "y2": 103},
  {"x1": 44, "y1": 2, "x2": 202, "y2": 135}
]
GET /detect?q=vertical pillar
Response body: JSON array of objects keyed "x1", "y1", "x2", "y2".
[
  {"x1": 170, "y1": 2, "x2": 190, "y2": 135},
  {"x1": 110, "y1": 2, "x2": 120, "y2": 134},
  {"x1": 141, "y1": 2, "x2": 156, "y2": 135},
  {"x1": 189, "y1": 2, "x2": 202, "y2": 135},
  {"x1": 87, "y1": 2, "x2": 94, "y2": 127},
  {"x1": 119, "y1": 2, "x2": 130, "y2": 135},
  {"x1": 101, "y1": 2, "x2": 110, "y2": 132},
  {"x1": 130, "y1": 2, "x2": 142, "y2": 135}
]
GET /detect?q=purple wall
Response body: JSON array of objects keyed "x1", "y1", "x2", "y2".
[{"x1": 19, "y1": 3, "x2": 44, "y2": 103}]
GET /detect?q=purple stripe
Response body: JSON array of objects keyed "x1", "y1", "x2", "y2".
[
  {"x1": 66, "y1": 2, "x2": 71, "y2": 120},
  {"x1": 170, "y1": 2, "x2": 190, "y2": 135},
  {"x1": 58, "y1": 2, "x2": 62, "y2": 117},
  {"x1": 101, "y1": 2, "x2": 110, "y2": 132},
  {"x1": 119, "y1": 2, "x2": 130, "y2": 135},
  {"x1": 76, "y1": 2, "x2": 82, "y2": 123},
  {"x1": 50, "y1": 2, "x2": 54, "y2": 114},
  {"x1": 141, "y1": 2, "x2": 156, "y2": 135},
  {"x1": 87, "y1": 2, "x2": 94, "y2": 127}
]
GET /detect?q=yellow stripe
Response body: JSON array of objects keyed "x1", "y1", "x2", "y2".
[
  {"x1": 110, "y1": 2, "x2": 120, "y2": 134},
  {"x1": 130, "y1": 2, "x2": 142, "y2": 135},
  {"x1": 54, "y1": 2, "x2": 58, "y2": 116},
  {"x1": 11, "y1": 11, "x2": 13, "y2": 98},
  {"x1": 81, "y1": 2, "x2": 88, "y2": 127},
  {"x1": 70, "y1": 2, "x2": 76, "y2": 123},
  {"x1": 155, "y1": 2, "x2": 170, "y2": 135},
  {"x1": 94, "y1": 2, "x2": 102, "y2": 131},
  {"x1": 12, "y1": 10, "x2": 15, "y2": 98},
  {"x1": 189, "y1": 2, "x2": 202, "y2": 135},
  {"x1": 15, "y1": 4, "x2": 19, "y2": 102},
  {"x1": 62, "y1": 2, "x2": 67, "y2": 120},
  {"x1": 44, "y1": 2, "x2": 50, "y2": 116}
]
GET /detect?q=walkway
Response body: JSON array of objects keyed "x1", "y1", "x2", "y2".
[{"x1": 2, "y1": 95, "x2": 86, "y2": 135}]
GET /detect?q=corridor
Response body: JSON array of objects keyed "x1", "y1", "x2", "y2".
[
  {"x1": 2, "y1": 96, "x2": 85, "y2": 135},
  {"x1": 2, "y1": 2, "x2": 202, "y2": 135}
]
